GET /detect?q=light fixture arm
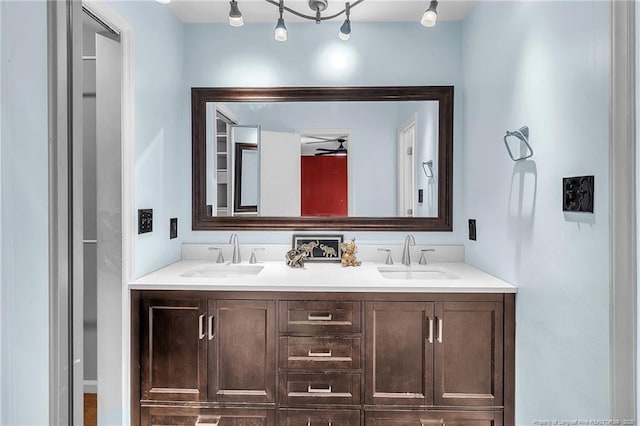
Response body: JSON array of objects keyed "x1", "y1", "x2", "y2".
[{"x1": 263, "y1": 0, "x2": 365, "y2": 22}]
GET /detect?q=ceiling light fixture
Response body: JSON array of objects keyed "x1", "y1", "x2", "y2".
[
  {"x1": 226, "y1": 1, "x2": 440, "y2": 41},
  {"x1": 274, "y1": 1, "x2": 288, "y2": 42},
  {"x1": 155, "y1": 0, "x2": 171, "y2": 4},
  {"x1": 229, "y1": 0, "x2": 244, "y2": 27},
  {"x1": 338, "y1": 3, "x2": 351, "y2": 41},
  {"x1": 420, "y1": 0, "x2": 439, "y2": 28}
]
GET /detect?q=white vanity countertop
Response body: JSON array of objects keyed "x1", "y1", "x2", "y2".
[{"x1": 130, "y1": 260, "x2": 517, "y2": 293}]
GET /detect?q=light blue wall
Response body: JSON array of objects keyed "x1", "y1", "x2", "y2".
[
  {"x1": 108, "y1": 1, "x2": 188, "y2": 277},
  {"x1": 184, "y1": 21, "x2": 465, "y2": 246},
  {"x1": 462, "y1": 1, "x2": 610, "y2": 423},
  {"x1": 0, "y1": 1, "x2": 49, "y2": 424}
]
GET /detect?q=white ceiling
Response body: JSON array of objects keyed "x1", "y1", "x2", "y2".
[{"x1": 168, "y1": 0, "x2": 475, "y2": 24}]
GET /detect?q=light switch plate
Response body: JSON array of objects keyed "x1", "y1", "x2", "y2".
[
  {"x1": 468, "y1": 219, "x2": 477, "y2": 241},
  {"x1": 563, "y1": 176, "x2": 594, "y2": 213}
]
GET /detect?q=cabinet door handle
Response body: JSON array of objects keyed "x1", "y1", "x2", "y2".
[
  {"x1": 437, "y1": 317, "x2": 443, "y2": 343},
  {"x1": 208, "y1": 315, "x2": 215, "y2": 340},
  {"x1": 307, "y1": 385, "x2": 332, "y2": 393},
  {"x1": 427, "y1": 317, "x2": 434, "y2": 344},
  {"x1": 198, "y1": 314, "x2": 205, "y2": 340},
  {"x1": 307, "y1": 313, "x2": 332, "y2": 321},
  {"x1": 307, "y1": 422, "x2": 332, "y2": 426},
  {"x1": 308, "y1": 350, "x2": 332, "y2": 357}
]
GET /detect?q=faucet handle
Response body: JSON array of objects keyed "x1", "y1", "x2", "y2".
[
  {"x1": 249, "y1": 248, "x2": 265, "y2": 264},
  {"x1": 419, "y1": 248, "x2": 435, "y2": 265},
  {"x1": 208, "y1": 247, "x2": 225, "y2": 263},
  {"x1": 377, "y1": 248, "x2": 393, "y2": 265}
]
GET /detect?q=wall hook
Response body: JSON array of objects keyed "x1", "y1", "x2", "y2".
[
  {"x1": 421, "y1": 160, "x2": 434, "y2": 178},
  {"x1": 503, "y1": 126, "x2": 533, "y2": 161}
]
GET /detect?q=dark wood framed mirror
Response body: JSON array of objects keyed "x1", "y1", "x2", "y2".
[{"x1": 192, "y1": 86, "x2": 453, "y2": 231}]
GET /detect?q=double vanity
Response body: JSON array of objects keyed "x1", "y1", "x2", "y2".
[{"x1": 130, "y1": 243, "x2": 516, "y2": 426}]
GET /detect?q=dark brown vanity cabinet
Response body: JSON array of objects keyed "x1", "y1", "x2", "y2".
[
  {"x1": 137, "y1": 294, "x2": 276, "y2": 422},
  {"x1": 134, "y1": 292, "x2": 514, "y2": 426},
  {"x1": 365, "y1": 301, "x2": 504, "y2": 408}
]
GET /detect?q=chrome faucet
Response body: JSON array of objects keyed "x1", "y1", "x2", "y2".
[
  {"x1": 401, "y1": 234, "x2": 415, "y2": 266},
  {"x1": 229, "y1": 233, "x2": 241, "y2": 264}
]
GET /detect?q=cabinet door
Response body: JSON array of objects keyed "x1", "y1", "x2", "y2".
[
  {"x1": 208, "y1": 299, "x2": 276, "y2": 403},
  {"x1": 365, "y1": 302, "x2": 434, "y2": 406},
  {"x1": 141, "y1": 406, "x2": 275, "y2": 426},
  {"x1": 365, "y1": 410, "x2": 502, "y2": 425},
  {"x1": 140, "y1": 298, "x2": 207, "y2": 401},
  {"x1": 434, "y1": 301, "x2": 503, "y2": 406}
]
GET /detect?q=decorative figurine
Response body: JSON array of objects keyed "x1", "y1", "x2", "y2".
[
  {"x1": 285, "y1": 248, "x2": 309, "y2": 268},
  {"x1": 340, "y1": 238, "x2": 361, "y2": 267},
  {"x1": 297, "y1": 240, "x2": 319, "y2": 255}
]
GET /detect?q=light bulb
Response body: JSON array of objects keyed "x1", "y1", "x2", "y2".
[
  {"x1": 339, "y1": 19, "x2": 351, "y2": 41},
  {"x1": 421, "y1": 10, "x2": 437, "y2": 27},
  {"x1": 274, "y1": 17, "x2": 288, "y2": 42}
]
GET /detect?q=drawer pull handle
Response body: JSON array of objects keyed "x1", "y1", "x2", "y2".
[
  {"x1": 307, "y1": 385, "x2": 332, "y2": 393},
  {"x1": 307, "y1": 313, "x2": 333, "y2": 321},
  {"x1": 307, "y1": 422, "x2": 332, "y2": 426},
  {"x1": 419, "y1": 421, "x2": 445, "y2": 426},
  {"x1": 308, "y1": 350, "x2": 332, "y2": 357},
  {"x1": 198, "y1": 314, "x2": 205, "y2": 340},
  {"x1": 196, "y1": 416, "x2": 221, "y2": 426}
]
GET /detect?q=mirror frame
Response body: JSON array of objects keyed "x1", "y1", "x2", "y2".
[{"x1": 192, "y1": 86, "x2": 453, "y2": 231}]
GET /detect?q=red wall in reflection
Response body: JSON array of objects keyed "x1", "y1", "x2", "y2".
[{"x1": 301, "y1": 156, "x2": 348, "y2": 217}]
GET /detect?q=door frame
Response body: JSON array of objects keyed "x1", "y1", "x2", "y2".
[{"x1": 611, "y1": 0, "x2": 637, "y2": 422}]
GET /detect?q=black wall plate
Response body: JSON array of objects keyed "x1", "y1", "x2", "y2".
[
  {"x1": 563, "y1": 176, "x2": 594, "y2": 213},
  {"x1": 170, "y1": 218, "x2": 178, "y2": 239},
  {"x1": 468, "y1": 219, "x2": 477, "y2": 241}
]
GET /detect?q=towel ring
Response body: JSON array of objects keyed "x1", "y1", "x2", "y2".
[{"x1": 503, "y1": 126, "x2": 533, "y2": 161}]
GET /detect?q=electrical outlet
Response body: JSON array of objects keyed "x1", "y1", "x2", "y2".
[
  {"x1": 170, "y1": 218, "x2": 178, "y2": 239},
  {"x1": 563, "y1": 176, "x2": 594, "y2": 213},
  {"x1": 138, "y1": 209, "x2": 153, "y2": 234},
  {"x1": 468, "y1": 219, "x2": 477, "y2": 241}
]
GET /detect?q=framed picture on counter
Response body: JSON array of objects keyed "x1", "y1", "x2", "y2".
[{"x1": 292, "y1": 234, "x2": 343, "y2": 262}]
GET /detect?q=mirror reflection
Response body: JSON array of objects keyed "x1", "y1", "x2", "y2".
[{"x1": 205, "y1": 100, "x2": 439, "y2": 218}]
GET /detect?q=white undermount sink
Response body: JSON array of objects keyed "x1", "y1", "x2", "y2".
[
  {"x1": 181, "y1": 264, "x2": 264, "y2": 278},
  {"x1": 377, "y1": 266, "x2": 460, "y2": 280}
]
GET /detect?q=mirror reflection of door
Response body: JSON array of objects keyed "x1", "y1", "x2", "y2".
[
  {"x1": 398, "y1": 116, "x2": 417, "y2": 217},
  {"x1": 231, "y1": 125, "x2": 259, "y2": 215},
  {"x1": 301, "y1": 134, "x2": 349, "y2": 217}
]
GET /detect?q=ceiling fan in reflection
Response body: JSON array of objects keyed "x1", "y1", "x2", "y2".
[{"x1": 304, "y1": 135, "x2": 349, "y2": 156}]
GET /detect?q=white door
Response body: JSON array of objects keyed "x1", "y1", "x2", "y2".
[
  {"x1": 397, "y1": 116, "x2": 417, "y2": 217},
  {"x1": 260, "y1": 130, "x2": 301, "y2": 216}
]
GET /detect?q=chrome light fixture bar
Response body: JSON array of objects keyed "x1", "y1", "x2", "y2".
[{"x1": 217, "y1": 0, "x2": 441, "y2": 41}]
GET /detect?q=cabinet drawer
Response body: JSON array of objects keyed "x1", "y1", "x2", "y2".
[
  {"x1": 141, "y1": 406, "x2": 275, "y2": 426},
  {"x1": 279, "y1": 409, "x2": 360, "y2": 426},
  {"x1": 364, "y1": 410, "x2": 503, "y2": 426},
  {"x1": 279, "y1": 372, "x2": 361, "y2": 406},
  {"x1": 280, "y1": 301, "x2": 361, "y2": 334},
  {"x1": 279, "y1": 337, "x2": 361, "y2": 370}
]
